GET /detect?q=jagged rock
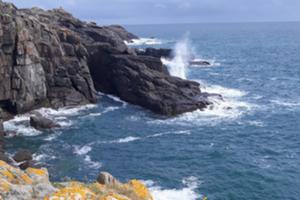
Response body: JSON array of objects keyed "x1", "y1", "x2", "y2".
[
  {"x1": 136, "y1": 47, "x2": 173, "y2": 58},
  {"x1": 0, "y1": 1, "x2": 216, "y2": 117},
  {"x1": 0, "y1": 161, "x2": 56, "y2": 200},
  {"x1": 30, "y1": 116, "x2": 60, "y2": 130},
  {"x1": 13, "y1": 149, "x2": 33, "y2": 163},
  {"x1": 88, "y1": 44, "x2": 211, "y2": 115},
  {"x1": 105, "y1": 25, "x2": 138, "y2": 42}
]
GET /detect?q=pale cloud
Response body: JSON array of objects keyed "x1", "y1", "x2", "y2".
[{"x1": 5, "y1": 0, "x2": 300, "y2": 24}]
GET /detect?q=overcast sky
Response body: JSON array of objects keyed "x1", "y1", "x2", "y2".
[{"x1": 5, "y1": 0, "x2": 300, "y2": 25}]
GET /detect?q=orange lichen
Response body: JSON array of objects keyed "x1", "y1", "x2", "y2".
[
  {"x1": 20, "y1": 173, "x2": 33, "y2": 185},
  {"x1": 127, "y1": 180, "x2": 153, "y2": 200},
  {"x1": 26, "y1": 168, "x2": 47, "y2": 176},
  {"x1": 101, "y1": 193, "x2": 130, "y2": 200},
  {"x1": 45, "y1": 184, "x2": 96, "y2": 200}
]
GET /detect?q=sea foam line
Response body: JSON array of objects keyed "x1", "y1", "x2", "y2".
[{"x1": 145, "y1": 177, "x2": 202, "y2": 200}]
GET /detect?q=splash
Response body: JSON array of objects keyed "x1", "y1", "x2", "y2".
[{"x1": 162, "y1": 36, "x2": 194, "y2": 79}]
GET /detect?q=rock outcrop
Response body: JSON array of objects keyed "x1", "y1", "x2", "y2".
[
  {"x1": 0, "y1": 160, "x2": 154, "y2": 200},
  {"x1": 0, "y1": 1, "x2": 214, "y2": 117},
  {"x1": 29, "y1": 115, "x2": 60, "y2": 130}
]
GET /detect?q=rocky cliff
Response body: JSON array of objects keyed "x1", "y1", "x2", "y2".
[{"x1": 0, "y1": 0, "x2": 213, "y2": 117}]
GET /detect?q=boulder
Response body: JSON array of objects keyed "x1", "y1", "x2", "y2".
[
  {"x1": 30, "y1": 116, "x2": 60, "y2": 130},
  {"x1": 13, "y1": 149, "x2": 33, "y2": 163},
  {"x1": 97, "y1": 172, "x2": 118, "y2": 185}
]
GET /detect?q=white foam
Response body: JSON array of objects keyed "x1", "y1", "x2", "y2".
[
  {"x1": 147, "y1": 177, "x2": 202, "y2": 200},
  {"x1": 101, "y1": 93, "x2": 127, "y2": 107},
  {"x1": 270, "y1": 99, "x2": 300, "y2": 107},
  {"x1": 3, "y1": 104, "x2": 96, "y2": 136},
  {"x1": 3, "y1": 115, "x2": 42, "y2": 137},
  {"x1": 150, "y1": 82, "x2": 254, "y2": 126},
  {"x1": 111, "y1": 136, "x2": 141, "y2": 144},
  {"x1": 73, "y1": 145, "x2": 92, "y2": 155},
  {"x1": 83, "y1": 155, "x2": 102, "y2": 169},
  {"x1": 125, "y1": 38, "x2": 163, "y2": 46},
  {"x1": 162, "y1": 36, "x2": 194, "y2": 79}
]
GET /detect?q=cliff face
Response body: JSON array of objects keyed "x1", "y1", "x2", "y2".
[{"x1": 0, "y1": 1, "x2": 212, "y2": 117}]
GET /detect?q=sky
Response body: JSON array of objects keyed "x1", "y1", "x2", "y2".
[{"x1": 5, "y1": 0, "x2": 300, "y2": 25}]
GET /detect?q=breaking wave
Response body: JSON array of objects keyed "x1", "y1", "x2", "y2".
[
  {"x1": 146, "y1": 177, "x2": 202, "y2": 200},
  {"x1": 3, "y1": 104, "x2": 97, "y2": 136},
  {"x1": 125, "y1": 38, "x2": 163, "y2": 46}
]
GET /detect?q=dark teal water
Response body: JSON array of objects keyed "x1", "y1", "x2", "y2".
[{"x1": 5, "y1": 22, "x2": 300, "y2": 200}]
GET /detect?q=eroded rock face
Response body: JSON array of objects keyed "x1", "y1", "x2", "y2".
[
  {"x1": 88, "y1": 44, "x2": 211, "y2": 115},
  {"x1": 0, "y1": 2, "x2": 97, "y2": 116},
  {"x1": 0, "y1": 1, "x2": 214, "y2": 117}
]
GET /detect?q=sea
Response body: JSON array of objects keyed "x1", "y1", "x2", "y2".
[{"x1": 4, "y1": 22, "x2": 300, "y2": 200}]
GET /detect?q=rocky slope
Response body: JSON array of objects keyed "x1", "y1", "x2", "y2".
[
  {"x1": 0, "y1": 0, "x2": 213, "y2": 118},
  {"x1": 0, "y1": 160, "x2": 154, "y2": 200}
]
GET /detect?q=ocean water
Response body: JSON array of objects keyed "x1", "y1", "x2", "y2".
[{"x1": 4, "y1": 22, "x2": 300, "y2": 200}]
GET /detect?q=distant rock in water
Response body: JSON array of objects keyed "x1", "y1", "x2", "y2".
[
  {"x1": 30, "y1": 115, "x2": 60, "y2": 130},
  {"x1": 0, "y1": 1, "x2": 216, "y2": 117},
  {"x1": 189, "y1": 60, "x2": 211, "y2": 66}
]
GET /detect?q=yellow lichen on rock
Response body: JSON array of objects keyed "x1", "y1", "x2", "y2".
[
  {"x1": 26, "y1": 167, "x2": 47, "y2": 176},
  {"x1": 127, "y1": 180, "x2": 153, "y2": 200},
  {"x1": 0, "y1": 179, "x2": 11, "y2": 192},
  {"x1": 45, "y1": 182, "x2": 96, "y2": 200},
  {"x1": 101, "y1": 193, "x2": 130, "y2": 200},
  {"x1": 0, "y1": 161, "x2": 156, "y2": 200}
]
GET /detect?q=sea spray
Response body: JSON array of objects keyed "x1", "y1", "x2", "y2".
[{"x1": 162, "y1": 35, "x2": 195, "y2": 79}]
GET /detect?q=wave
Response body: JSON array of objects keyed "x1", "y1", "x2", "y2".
[
  {"x1": 162, "y1": 36, "x2": 194, "y2": 79},
  {"x1": 146, "y1": 177, "x2": 202, "y2": 200},
  {"x1": 125, "y1": 38, "x2": 163, "y2": 46},
  {"x1": 270, "y1": 99, "x2": 300, "y2": 107},
  {"x1": 110, "y1": 136, "x2": 141, "y2": 144},
  {"x1": 84, "y1": 155, "x2": 102, "y2": 169},
  {"x1": 3, "y1": 104, "x2": 97, "y2": 136},
  {"x1": 150, "y1": 82, "x2": 254, "y2": 126},
  {"x1": 73, "y1": 145, "x2": 92, "y2": 155}
]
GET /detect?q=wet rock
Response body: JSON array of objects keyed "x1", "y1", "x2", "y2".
[
  {"x1": 0, "y1": 152, "x2": 10, "y2": 163},
  {"x1": 19, "y1": 160, "x2": 37, "y2": 170},
  {"x1": 13, "y1": 149, "x2": 33, "y2": 163},
  {"x1": 88, "y1": 44, "x2": 212, "y2": 115},
  {"x1": 189, "y1": 60, "x2": 211, "y2": 66},
  {"x1": 30, "y1": 115, "x2": 60, "y2": 130},
  {"x1": 136, "y1": 47, "x2": 173, "y2": 58}
]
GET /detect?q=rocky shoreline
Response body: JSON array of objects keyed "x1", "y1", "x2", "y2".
[
  {"x1": 0, "y1": 160, "x2": 154, "y2": 200},
  {"x1": 1, "y1": 1, "x2": 214, "y2": 199}
]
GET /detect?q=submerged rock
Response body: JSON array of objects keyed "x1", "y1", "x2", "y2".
[{"x1": 29, "y1": 115, "x2": 60, "y2": 130}]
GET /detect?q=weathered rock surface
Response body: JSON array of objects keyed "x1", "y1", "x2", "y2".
[
  {"x1": 0, "y1": 160, "x2": 154, "y2": 200},
  {"x1": 30, "y1": 115, "x2": 60, "y2": 130},
  {"x1": 0, "y1": 1, "x2": 214, "y2": 117}
]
